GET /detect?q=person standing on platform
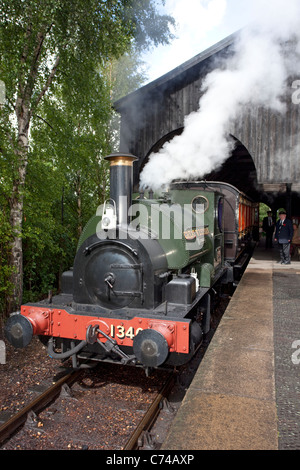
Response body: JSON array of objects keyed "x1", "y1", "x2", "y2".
[
  {"x1": 274, "y1": 211, "x2": 294, "y2": 264},
  {"x1": 263, "y1": 210, "x2": 275, "y2": 249}
]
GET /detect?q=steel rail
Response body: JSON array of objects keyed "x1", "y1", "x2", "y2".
[
  {"x1": 0, "y1": 368, "x2": 83, "y2": 446},
  {"x1": 123, "y1": 372, "x2": 176, "y2": 450}
]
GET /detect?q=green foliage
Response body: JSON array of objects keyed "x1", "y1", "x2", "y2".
[
  {"x1": 259, "y1": 203, "x2": 271, "y2": 224},
  {"x1": 0, "y1": 0, "x2": 174, "y2": 315},
  {"x1": 0, "y1": 208, "x2": 14, "y2": 318}
]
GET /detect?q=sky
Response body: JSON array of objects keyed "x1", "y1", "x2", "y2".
[{"x1": 141, "y1": 0, "x2": 257, "y2": 84}]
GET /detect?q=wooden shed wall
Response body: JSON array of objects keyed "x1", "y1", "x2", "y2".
[{"x1": 116, "y1": 40, "x2": 300, "y2": 191}]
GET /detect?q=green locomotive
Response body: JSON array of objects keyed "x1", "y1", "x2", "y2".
[{"x1": 5, "y1": 154, "x2": 258, "y2": 371}]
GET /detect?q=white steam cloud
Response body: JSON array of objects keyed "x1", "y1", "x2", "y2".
[{"x1": 140, "y1": 0, "x2": 300, "y2": 191}]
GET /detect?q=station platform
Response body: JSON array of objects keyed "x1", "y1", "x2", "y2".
[{"x1": 162, "y1": 244, "x2": 300, "y2": 450}]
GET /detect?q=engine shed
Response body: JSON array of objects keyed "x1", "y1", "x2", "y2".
[{"x1": 114, "y1": 32, "x2": 300, "y2": 217}]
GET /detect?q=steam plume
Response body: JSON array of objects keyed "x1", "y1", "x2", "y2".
[{"x1": 139, "y1": 0, "x2": 300, "y2": 191}]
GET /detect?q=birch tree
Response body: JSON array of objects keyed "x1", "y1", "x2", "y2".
[{"x1": 0, "y1": 0, "x2": 174, "y2": 311}]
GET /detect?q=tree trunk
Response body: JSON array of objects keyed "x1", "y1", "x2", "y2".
[
  {"x1": 8, "y1": 112, "x2": 29, "y2": 312},
  {"x1": 5, "y1": 23, "x2": 58, "y2": 314},
  {"x1": 9, "y1": 195, "x2": 24, "y2": 312}
]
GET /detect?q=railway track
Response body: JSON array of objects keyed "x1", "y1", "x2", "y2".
[
  {"x1": 123, "y1": 371, "x2": 176, "y2": 450},
  {"x1": 0, "y1": 364, "x2": 177, "y2": 450},
  {"x1": 0, "y1": 294, "x2": 230, "y2": 450},
  {"x1": 0, "y1": 368, "x2": 83, "y2": 446}
]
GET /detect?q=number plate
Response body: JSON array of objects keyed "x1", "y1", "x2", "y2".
[{"x1": 110, "y1": 324, "x2": 143, "y2": 340}]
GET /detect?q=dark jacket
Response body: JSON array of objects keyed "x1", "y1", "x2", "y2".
[
  {"x1": 275, "y1": 218, "x2": 294, "y2": 243},
  {"x1": 263, "y1": 216, "x2": 275, "y2": 233}
]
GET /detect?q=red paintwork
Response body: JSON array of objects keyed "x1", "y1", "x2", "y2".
[{"x1": 20, "y1": 305, "x2": 190, "y2": 354}]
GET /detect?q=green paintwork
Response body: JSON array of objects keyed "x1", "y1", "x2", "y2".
[{"x1": 77, "y1": 186, "x2": 225, "y2": 288}]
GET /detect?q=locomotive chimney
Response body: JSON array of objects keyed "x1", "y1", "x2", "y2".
[{"x1": 104, "y1": 153, "x2": 138, "y2": 227}]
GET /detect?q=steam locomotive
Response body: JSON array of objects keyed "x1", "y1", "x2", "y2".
[{"x1": 5, "y1": 154, "x2": 259, "y2": 372}]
